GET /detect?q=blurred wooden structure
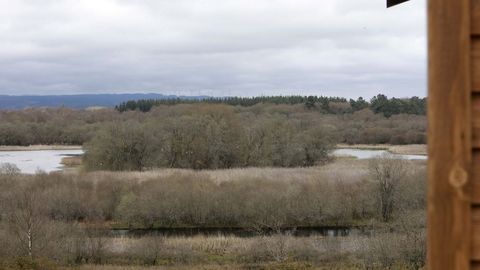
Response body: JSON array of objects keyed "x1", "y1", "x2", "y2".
[
  {"x1": 388, "y1": 0, "x2": 480, "y2": 269},
  {"x1": 428, "y1": 0, "x2": 472, "y2": 269}
]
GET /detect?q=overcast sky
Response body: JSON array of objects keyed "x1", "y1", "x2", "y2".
[{"x1": 0, "y1": 0, "x2": 426, "y2": 98}]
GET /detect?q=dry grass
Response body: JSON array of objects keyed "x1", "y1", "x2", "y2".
[
  {"x1": 55, "y1": 233, "x2": 422, "y2": 269},
  {"x1": 106, "y1": 234, "x2": 363, "y2": 254},
  {"x1": 62, "y1": 266, "x2": 248, "y2": 270},
  {"x1": 336, "y1": 144, "x2": 427, "y2": 156},
  {"x1": 387, "y1": 144, "x2": 427, "y2": 155},
  {"x1": 61, "y1": 156, "x2": 82, "y2": 167},
  {"x1": 0, "y1": 145, "x2": 83, "y2": 151},
  {"x1": 78, "y1": 159, "x2": 371, "y2": 184},
  {"x1": 62, "y1": 235, "x2": 368, "y2": 269},
  {"x1": 60, "y1": 263, "x2": 357, "y2": 270},
  {"x1": 336, "y1": 144, "x2": 389, "y2": 150}
]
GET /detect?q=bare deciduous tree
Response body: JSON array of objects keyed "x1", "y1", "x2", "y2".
[
  {"x1": 369, "y1": 154, "x2": 407, "y2": 222},
  {"x1": 5, "y1": 185, "x2": 48, "y2": 257}
]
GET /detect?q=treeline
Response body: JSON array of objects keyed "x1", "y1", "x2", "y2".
[
  {"x1": 0, "y1": 103, "x2": 426, "y2": 151},
  {"x1": 116, "y1": 94, "x2": 426, "y2": 117},
  {"x1": 115, "y1": 96, "x2": 348, "y2": 112}
]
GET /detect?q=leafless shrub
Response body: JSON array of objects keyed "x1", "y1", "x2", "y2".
[
  {"x1": 0, "y1": 163, "x2": 20, "y2": 176},
  {"x1": 121, "y1": 236, "x2": 164, "y2": 265},
  {"x1": 356, "y1": 232, "x2": 425, "y2": 269},
  {"x1": 265, "y1": 233, "x2": 292, "y2": 262},
  {"x1": 82, "y1": 227, "x2": 109, "y2": 264}
]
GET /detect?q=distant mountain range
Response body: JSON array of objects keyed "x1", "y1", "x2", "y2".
[{"x1": 0, "y1": 93, "x2": 208, "y2": 109}]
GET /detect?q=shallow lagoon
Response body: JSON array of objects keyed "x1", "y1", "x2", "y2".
[{"x1": 0, "y1": 149, "x2": 84, "y2": 174}]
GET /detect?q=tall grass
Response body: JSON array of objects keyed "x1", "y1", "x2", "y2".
[{"x1": 0, "y1": 233, "x2": 425, "y2": 269}]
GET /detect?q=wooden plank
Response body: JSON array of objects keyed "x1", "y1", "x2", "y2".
[
  {"x1": 472, "y1": 40, "x2": 480, "y2": 92},
  {"x1": 473, "y1": 0, "x2": 480, "y2": 35},
  {"x1": 473, "y1": 95, "x2": 480, "y2": 147},
  {"x1": 472, "y1": 151, "x2": 480, "y2": 203},
  {"x1": 428, "y1": 0, "x2": 471, "y2": 268},
  {"x1": 472, "y1": 207, "x2": 480, "y2": 260}
]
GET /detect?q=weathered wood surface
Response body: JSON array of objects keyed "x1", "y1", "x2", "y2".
[
  {"x1": 473, "y1": 0, "x2": 480, "y2": 35},
  {"x1": 473, "y1": 95, "x2": 480, "y2": 148},
  {"x1": 473, "y1": 40, "x2": 480, "y2": 92},
  {"x1": 428, "y1": 0, "x2": 471, "y2": 269},
  {"x1": 473, "y1": 207, "x2": 480, "y2": 260},
  {"x1": 473, "y1": 1, "x2": 480, "y2": 267},
  {"x1": 472, "y1": 151, "x2": 480, "y2": 203}
]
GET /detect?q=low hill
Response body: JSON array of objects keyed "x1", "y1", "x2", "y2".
[{"x1": 0, "y1": 93, "x2": 207, "y2": 109}]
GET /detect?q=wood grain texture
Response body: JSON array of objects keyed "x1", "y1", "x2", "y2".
[
  {"x1": 472, "y1": 40, "x2": 480, "y2": 92},
  {"x1": 473, "y1": 207, "x2": 480, "y2": 260},
  {"x1": 473, "y1": 0, "x2": 480, "y2": 35},
  {"x1": 472, "y1": 151, "x2": 480, "y2": 203},
  {"x1": 428, "y1": 0, "x2": 471, "y2": 268},
  {"x1": 473, "y1": 95, "x2": 480, "y2": 147}
]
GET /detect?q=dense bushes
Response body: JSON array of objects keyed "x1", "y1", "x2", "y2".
[
  {"x1": 0, "y1": 102, "x2": 425, "y2": 148},
  {"x1": 0, "y1": 160, "x2": 425, "y2": 229},
  {"x1": 84, "y1": 105, "x2": 333, "y2": 171},
  {"x1": 0, "y1": 108, "x2": 119, "y2": 146}
]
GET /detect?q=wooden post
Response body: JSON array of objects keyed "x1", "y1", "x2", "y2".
[{"x1": 428, "y1": 0, "x2": 472, "y2": 269}]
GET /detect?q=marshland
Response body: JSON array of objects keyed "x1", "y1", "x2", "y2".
[{"x1": 0, "y1": 99, "x2": 427, "y2": 269}]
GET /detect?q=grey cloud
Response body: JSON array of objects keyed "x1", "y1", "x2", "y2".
[{"x1": 0, "y1": 0, "x2": 426, "y2": 98}]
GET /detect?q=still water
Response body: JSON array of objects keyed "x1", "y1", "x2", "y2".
[
  {"x1": 0, "y1": 149, "x2": 84, "y2": 174},
  {"x1": 332, "y1": 148, "x2": 426, "y2": 160}
]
